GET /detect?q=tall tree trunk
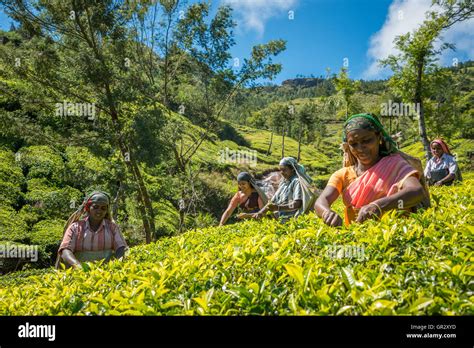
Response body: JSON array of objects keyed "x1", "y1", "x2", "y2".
[
  {"x1": 281, "y1": 126, "x2": 285, "y2": 159},
  {"x1": 163, "y1": 13, "x2": 172, "y2": 108},
  {"x1": 106, "y1": 87, "x2": 155, "y2": 243},
  {"x1": 116, "y1": 141, "x2": 153, "y2": 243},
  {"x1": 267, "y1": 130, "x2": 273, "y2": 155},
  {"x1": 297, "y1": 126, "x2": 302, "y2": 162},
  {"x1": 112, "y1": 180, "x2": 122, "y2": 221},
  {"x1": 178, "y1": 209, "x2": 185, "y2": 233},
  {"x1": 414, "y1": 61, "x2": 431, "y2": 161},
  {"x1": 129, "y1": 159, "x2": 155, "y2": 242}
]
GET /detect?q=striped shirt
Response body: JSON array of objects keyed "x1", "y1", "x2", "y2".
[
  {"x1": 271, "y1": 174, "x2": 302, "y2": 218},
  {"x1": 59, "y1": 217, "x2": 127, "y2": 253}
]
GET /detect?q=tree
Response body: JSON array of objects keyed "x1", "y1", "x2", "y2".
[
  {"x1": 295, "y1": 103, "x2": 317, "y2": 161},
  {"x1": 333, "y1": 67, "x2": 360, "y2": 119},
  {"x1": 166, "y1": 3, "x2": 286, "y2": 172},
  {"x1": 131, "y1": 2, "x2": 286, "y2": 230},
  {"x1": 267, "y1": 103, "x2": 292, "y2": 158},
  {"x1": 0, "y1": 0, "x2": 166, "y2": 243},
  {"x1": 380, "y1": 0, "x2": 473, "y2": 160}
]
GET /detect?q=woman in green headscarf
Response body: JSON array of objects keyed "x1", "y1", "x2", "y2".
[
  {"x1": 315, "y1": 114, "x2": 430, "y2": 227},
  {"x1": 56, "y1": 191, "x2": 127, "y2": 269}
]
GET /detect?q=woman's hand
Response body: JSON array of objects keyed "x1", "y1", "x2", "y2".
[
  {"x1": 322, "y1": 210, "x2": 343, "y2": 227},
  {"x1": 252, "y1": 211, "x2": 264, "y2": 219},
  {"x1": 356, "y1": 203, "x2": 381, "y2": 223},
  {"x1": 266, "y1": 202, "x2": 278, "y2": 211},
  {"x1": 236, "y1": 213, "x2": 249, "y2": 220},
  {"x1": 61, "y1": 249, "x2": 83, "y2": 270},
  {"x1": 72, "y1": 262, "x2": 83, "y2": 270}
]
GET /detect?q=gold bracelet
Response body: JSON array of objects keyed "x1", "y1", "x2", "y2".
[{"x1": 369, "y1": 202, "x2": 383, "y2": 217}]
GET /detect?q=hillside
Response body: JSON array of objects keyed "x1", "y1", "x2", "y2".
[
  {"x1": 2, "y1": 97, "x2": 472, "y2": 271},
  {"x1": 1, "y1": 178, "x2": 472, "y2": 315},
  {"x1": 0, "y1": 105, "x2": 346, "y2": 272}
]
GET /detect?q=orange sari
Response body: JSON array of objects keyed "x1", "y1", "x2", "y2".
[{"x1": 341, "y1": 153, "x2": 419, "y2": 225}]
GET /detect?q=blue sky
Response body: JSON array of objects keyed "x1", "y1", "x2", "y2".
[
  {"x1": 223, "y1": 0, "x2": 473, "y2": 83},
  {"x1": 226, "y1": 0, "x2": 393, "y2": 82},
  {"x1": 1, "y1": 0, "x2": 472, "y2": 84}
]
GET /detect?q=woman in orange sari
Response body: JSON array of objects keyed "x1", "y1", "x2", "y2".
[{"x1": 315, "y1": 114, "x2": 430, "y2": 227}]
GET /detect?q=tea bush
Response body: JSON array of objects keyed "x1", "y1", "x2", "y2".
[
  {"x1": 0, "y1": 179, "x2": 472, "y2": 315},
  {"x1": 0, "y1": 205, "x2": 29, "y2": 243},
  {"x1": 0, "y1": 148, "x2": 24, "y2": 207},
  {"x1": 17, "y1": 145, "x2": 65, "y2": 183},
  {"x1": 29, "y1": 219, "x2": 66, "y2": 264},
  {"x1": 25, "y1": 178, "x2": 82, "y2": 220}
]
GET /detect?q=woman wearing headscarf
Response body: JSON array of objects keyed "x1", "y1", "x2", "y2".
[
  {"x1": 424, "y1": 139, "x2": 461, "y2": 186},
  {"x1": 252, "y1": 157, "x2": 315, "y2": 221},
  {"x1": 315, "y1": 113, "x2": 430, "y2": 227},
  {"x1": 56, "y1": 191, "x2": 127, "y2": 269},
  {"x1": 219, "y1": 172, "x2": 268, "y2": 226}
]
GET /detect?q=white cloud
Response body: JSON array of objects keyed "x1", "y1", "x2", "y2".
[
  {"x1": 441, "y1": 19, "x2": 474, "y2": 64},
  {"x1": 223, "y1": 0, "x2": 298, "y2": 37},
  {"x1": 363, "y1": 0, "x2": 474, "y2": 79}
]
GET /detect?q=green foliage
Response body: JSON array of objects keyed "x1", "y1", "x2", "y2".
[
  {"x1": 25, "y1": 178, "x2": 82, "y2": 220},
  {"x1": 17, "y1": 146, "x2": 65, "y2": 183},
  {"x1": 0, "y1": 219, "x2": 66, "y2": 272},
  {"x1": 63, "y1": 146, "x2": 117, "y2": 192},
  {"x1": 187, "y1": 212, "x2": 219, "y2": 230},
  {"x1": 0, "y1": 205, "x2": 28, "y2": 243},
  {"x1": 0, "y1": 179, "x2": 472, "y2": 315},
  {"x1": 0, "y1": 148, "x2": 24, "y2": 207},
  {"x1": 152, "y1": 200, "x2": 179, "y2": 239},
  {"x1": 30, "y1": 219, "x2": 65, "y2": 253},
  {"x1": 231, "y1": 124, "x2": 336, "y2": 175},
  {"x1": 333, "y1": 67, "x2": 361, "y2": 118},
  {"x1": 17, "y1": 204, "x2": 42, "y2": 228}
]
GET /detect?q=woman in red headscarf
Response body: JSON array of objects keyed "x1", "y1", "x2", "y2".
[
  {"x1": 424, "y1": 139, "x2": 461, "y2": 186},
  {"x1": 56, "y1": 191, "x2": 127, "y2": 269}
]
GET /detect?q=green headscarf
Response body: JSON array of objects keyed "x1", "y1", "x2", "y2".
[
  {"x1": 343, "y1": 113, "x2": 398, "y2": 156},
  {"x1": 88, "y1": 191, "x2": 111, "y2": 206},
  {"x1": 341, "y1": 114, "x2": 432, "y2": 209}
]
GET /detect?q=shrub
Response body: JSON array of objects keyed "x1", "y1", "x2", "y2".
[
  {"x1": 29, "y1": 219, "x2": 66, "y2": 266},
  {"x1": 0, "y1": 205, "x2": 28, "y2": 243},
  {"x1": 17, "y1": 204, "x2": 42, "y2": 227},
  {"x1": 0, "y1": 179, "x2": 472, "y2": 315},
  {"x1": 152, "y1": 200, "x2": 179, "y2": 239},
  {"x1": 17, "y1": 145, "x2": 65, "y2": 183},
  {"x1": 25, "y1": 178, "x2": 82, "y2": 220},
  {"x1": 0, "y1": 148, "x2": 25, "y2": 207},
  {"x1": 63, "y1": 146, "x2": 116, "y2": 192}
]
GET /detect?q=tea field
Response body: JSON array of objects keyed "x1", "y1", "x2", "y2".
[{"x1": 0, "y1": 179, "x2": 472, "y2": 315}]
